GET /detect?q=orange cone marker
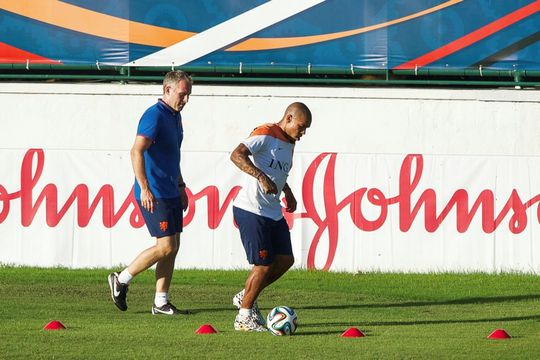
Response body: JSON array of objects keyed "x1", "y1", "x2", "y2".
[
  {"x1": 43, "y1": 320, "x2": 66, "y2": 330},
  {"x1": 195, "y1": 324, "x2": 218, "y2": 334},
  {"x1": 341, "y1": 327, "x2": 365, "y2": 337},
  {"x1": 487, "y1": 329, "x2": 511, "y2": 339}
]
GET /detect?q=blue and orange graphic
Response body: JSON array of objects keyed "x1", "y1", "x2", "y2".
[{"x1": 0, "y1": 0, "x2": 538, "y2": 69}]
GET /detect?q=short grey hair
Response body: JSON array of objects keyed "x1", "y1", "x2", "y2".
[{"x1": 163, "y1": 70, "x2": 193, "y2": 93}]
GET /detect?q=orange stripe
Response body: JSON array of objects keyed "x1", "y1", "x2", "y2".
[
  {"x1": 250, "y1": 124, "x2": 292, "y2": 143},
  {"x1": 0, "y1": 0, "x2": 194, "y2": 47},
  {"x1": 227, "y1": 0, "x2": 462, "y2": 51},
  {"x1": 0, "y1": 0, "x2": 462, "y2": 52}
]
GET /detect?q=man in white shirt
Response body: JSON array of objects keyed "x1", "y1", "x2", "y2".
[{"x1": 230, "y1": 102, "x2": 312, "y2": 332}]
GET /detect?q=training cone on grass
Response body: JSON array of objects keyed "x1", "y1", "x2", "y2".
[
  {"x1": 195, "y1": 324, "x2": 218, "y2": 334},
  {"x1": 341, "y1": 327, "x2": 365, "y2": 338},
  {"x1": 487, "y1": 329, "x2": 511, "y2": 340},
  {"x1": 43, "y1": 320, "x2": 66, "y2": 330}
]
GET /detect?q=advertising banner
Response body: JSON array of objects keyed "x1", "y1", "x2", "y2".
[
  {"x1": 1, "y1": 148, "x2": 539, "y2": 272},
  {"x1": 0, "y1": 0, "x2": 539, "y2": 70},
  {"x1": 0, "y1": 83, "x2": 538, "y2": 272}
]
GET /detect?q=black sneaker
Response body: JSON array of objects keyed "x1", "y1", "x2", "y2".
[
  {"x1": 108, "y1": 272, "x2": 128, "y2": 311},
  {"x1": 151, "y1": 302, "x2": 191, "y2": 315}
]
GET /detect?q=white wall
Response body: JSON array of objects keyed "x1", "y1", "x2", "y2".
[
  {"x1": 0, "y1": 83, "x2": 539, "y2": 272},
  {"x1": 3, "y1": 83, "x2": 539, "y2": 155}
]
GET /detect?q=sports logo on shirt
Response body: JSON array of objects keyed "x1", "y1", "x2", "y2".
[
  {"x1": 159, "y1": 221, "x2": 168, "y2": 232},
  {"x1": 259, "y1": 249, "x2": 268, "y2": 260},
  {"x1": 268, "y1": 158, "x2": 290, "y2": 172}
]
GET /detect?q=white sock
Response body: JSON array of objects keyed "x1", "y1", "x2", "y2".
[
  {"x1": 118, "y1": 269, "x2": 133, "y2": 285},
  {"x1": 239, "y1": 308, "x2": 251, "y2": 317},
  {"x1": 155, "y1": 292, "x2": 168, "y2": 307}
]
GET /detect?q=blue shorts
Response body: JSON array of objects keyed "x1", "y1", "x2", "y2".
[
  {"x1": 233, "y1": 206, "x2": 292, "y2": 265},
  {"x1": 136, "y1": 197, "x2": 183, "y2": 238}
]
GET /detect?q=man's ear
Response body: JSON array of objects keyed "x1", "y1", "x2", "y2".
[{"x1": 286, "y1": 114, "x2": 294, "y2": 123}]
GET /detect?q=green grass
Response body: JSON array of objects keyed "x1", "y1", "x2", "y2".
[{"x1": 0, "y1": 267, "x2": 539, "y2": 359}]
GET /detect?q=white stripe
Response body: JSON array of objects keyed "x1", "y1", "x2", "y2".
[{"x1": 126, "y1": 0, "x2": 326, "y2": 67}]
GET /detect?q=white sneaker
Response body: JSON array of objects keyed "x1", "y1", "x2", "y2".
[
  {"x1": 232, "y1": 289, "x2": 266, "y2": 326},
  {"x1": 234, "y1": 313, "x2": 268, "y2": 332},
  {"x1": 232, "y1": 289, "x2": 244, "y2": 309}
]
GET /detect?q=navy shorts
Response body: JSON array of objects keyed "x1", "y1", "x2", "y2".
[
  {"x1": 136, "y1": 197, "x2": 183, "y2": 238},
  {"x1": 233, "y1": 206, "x2": 292, "y2": 265}
]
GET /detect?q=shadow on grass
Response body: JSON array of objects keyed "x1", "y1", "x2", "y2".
[
  {"x1": 300, "y1": 314, "x2": 540, "y2": 328},
  {"x1": 294, "y1": 329, "x2": 375, "y2": 336},
  {"x1": 293, "y1": 330, "x2": 344, "y2": 336},
  {"x1": 294, "y1": 294, "x2": 540, "y2": 310},
  {"x1": 133, "y1": 310, "x2": 198, "y2": 315},
  {"x1": 142, "y1": 294, "x2": 540, "y2": 318}
]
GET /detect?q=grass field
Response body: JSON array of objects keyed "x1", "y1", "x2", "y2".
[{"x1": 0, "y1": 267, "x2": 539, "y2": 359}]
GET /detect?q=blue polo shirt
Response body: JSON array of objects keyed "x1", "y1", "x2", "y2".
[{"x1": 134, "y1": 99, "x2": 183, "y2": 200}]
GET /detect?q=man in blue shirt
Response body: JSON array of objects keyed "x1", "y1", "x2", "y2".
[{"x1": 108, "y1": 70, "x2": 192, "y2": 315}]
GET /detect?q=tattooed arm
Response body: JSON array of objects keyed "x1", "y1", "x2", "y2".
[{"x1": 230, "y1": 143, "x2": 277, "y2": 194}]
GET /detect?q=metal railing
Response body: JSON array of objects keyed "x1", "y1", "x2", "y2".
[{"x1": 0, "y1": 64, "x2": 539, "y2": 88}]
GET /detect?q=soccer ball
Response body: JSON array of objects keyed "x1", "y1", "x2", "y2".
[{"x1": 266, "y1": 306, "x2": 297, "y2": 336}]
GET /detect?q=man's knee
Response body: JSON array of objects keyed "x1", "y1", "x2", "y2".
[
  {"x1": 156, "y1": 244, "x2": 174, "y2": 258},
  {"x1": 155, "y1": 236, "x2": 179, "y2": 258},
  {"x1": 252, "y1": 264, "x2": 272, "y2": 276},
  {"x1": 277, "y1": 255, "x2": 295, "y2": 269}
]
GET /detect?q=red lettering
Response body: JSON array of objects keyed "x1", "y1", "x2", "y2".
[
  {"x1": 1, "y1": 149, "x2": 539, "y2": 272},
  {"x1": 4, "y1": 149, "x2": 143, "y2": 228},
  {"x1": 0, "y1": 184, "x2": 10, "y2": 223},
  {"x1": 296, "y1": 153, "x2": 540, "y2": 269},
  {"x1": 184, "y1": 185, "x2": 241, "y2": 229},
  {"x1": 300, "y1": 153, "x2": 340, "y2": 270}
]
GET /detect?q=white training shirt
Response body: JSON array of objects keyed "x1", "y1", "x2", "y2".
[{"x1": 233, "y1": 123, "x2": 295, "y2": 220}]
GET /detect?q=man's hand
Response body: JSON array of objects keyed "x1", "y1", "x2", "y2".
[
  {"x1": 140, "y1": 187, "x2": 155, "y2": 213},
  {"x1": 258, "y1": 173, "x2": 278, "y2": 195},
  {"x1": 179, "y1": 185, "x2": 189, "y2": 211},
  {"x1": 131, "y1": 135, "x2": 155, "y2": 213},
  {"x1": 283, "y1": 185, "x2": 297, "y2": 213}
]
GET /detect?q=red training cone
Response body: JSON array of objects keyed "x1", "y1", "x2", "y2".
[
  {"x1": 43, "y1": 320, "x2": 66, "y2": 330},
  {"x1": 195, "y1": 324, "x2": 218, "y2": 334},
  {"x1": 487, "y1": 329, "x2": 511, "y2": 340},
  {"x1": 341, "y1": 327, "x2": 365, "y2": 338}
]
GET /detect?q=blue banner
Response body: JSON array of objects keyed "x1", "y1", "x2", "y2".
[{"x1": 0, "y1": 0, "x2": 538, "y2": 70}]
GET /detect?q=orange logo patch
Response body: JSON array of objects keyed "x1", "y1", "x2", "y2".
[
  {"x1": 259, "y1": 250, "x2": 268, "y2": 260},
  {"x1": 159, "y1": 221, "x2": 168, "y2": 232}
]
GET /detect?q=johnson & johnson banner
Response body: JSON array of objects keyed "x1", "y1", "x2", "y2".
[
  {"x1": 0, "y1": 83, "x2": 538, "y2": 272},
  {"x1": 1, "y1": 148, "x2": 539, "y2": 272}
]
